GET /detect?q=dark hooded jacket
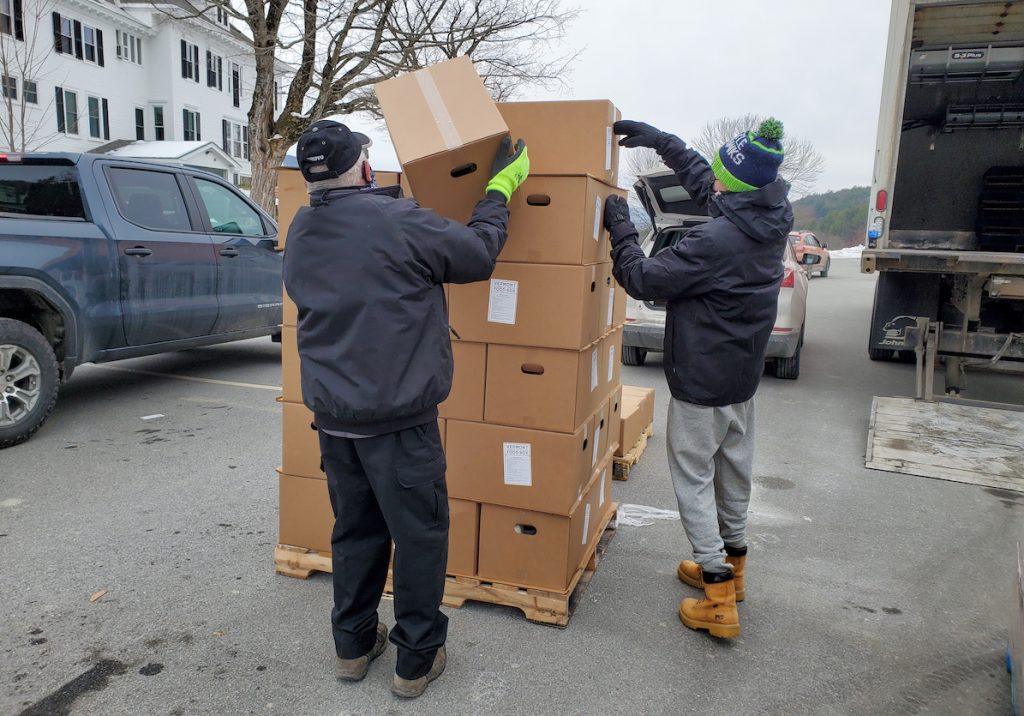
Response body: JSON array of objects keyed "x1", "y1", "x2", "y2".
[
  {"x1": 611, "y1": 136, "x2": 794, "y2": 407},
  {"x1": 283, "y1": 185, "x2": 508, "y2": 435}
]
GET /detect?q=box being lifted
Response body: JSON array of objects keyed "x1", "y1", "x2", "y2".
[{"x1": 376, "y1": 57, "x2": 508, "y2": 223}]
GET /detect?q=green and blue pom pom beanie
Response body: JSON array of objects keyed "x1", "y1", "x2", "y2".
[{"x1": 710, "y1": 118, "x2": 785, "y2": 192}]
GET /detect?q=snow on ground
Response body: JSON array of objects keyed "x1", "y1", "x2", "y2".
[{"x1": 830, "y1": 245, "x2": 865, "y2": 259}]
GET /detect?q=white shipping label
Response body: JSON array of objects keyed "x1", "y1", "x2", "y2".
[
  {"x1": 592, "y1": 423, "x2": 602, "y2": 467},
  {"x1": 582, "y1": 503, "x2": 592, "y2": 545},
  {"x1": 591, "y1": 349, "x2": 599, "y2": 392},
  {"x1": 605, "y1": 127, "x2": 613, "y2": 171},
  {"x1": 487, "y1": 279, "x2": 518, "y2": 325},
  {"x1": 608, "y1": 344, "x2": 615, "y2": 383},
  {"x1": 502, "y1": 442, "x2": 532, "y2": 486},
  {"x1": 600, "y1": 473, "x2": 606, "y2": 506},
  {"x1": 593, "y1": 196, "x2": 602, "y2": 241},
  {"x1": 606, "y1": 287, "x2": 615, "y2": 328}
]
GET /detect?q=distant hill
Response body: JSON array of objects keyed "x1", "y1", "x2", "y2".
[{"x1": 792, "y1": 186, "x2": 870, "y2": 248}]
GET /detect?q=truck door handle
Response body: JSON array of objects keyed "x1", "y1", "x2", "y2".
[
  {"x1": 124, "y1": 247, "x2": 152, "y2": 257},
  {"x1": 219, "y1": 248, "x2": 241, "y2": 258}
]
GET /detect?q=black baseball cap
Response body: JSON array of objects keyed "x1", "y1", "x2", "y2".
[{"x1": 296, "y1": 120, "x2": 371, "y2": 182}]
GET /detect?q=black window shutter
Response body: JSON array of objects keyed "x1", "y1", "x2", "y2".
[
  {"x1": 182, "y1": 109, "x2": 188, "y2": 138},
  {"x1": 73, "y1": 20, "x2": 83, "y2": 60},
  {"x1": 96, "y1": 29, "x2": 104, "y2": 66},
  {"x1": 54, "y1": 87, "x2": 65, "y2": 132},
  {"x1": 180, "y1": 39, "x2": 187, "y2": 78},
  {"x1": 101, "y1": 98, "x2": 109, "y2": 140},
  {"x1": 206, "y1": 50, "x2": 212, "y2": 86},
  {"x1": 13, "y1": 0, "x2": 23, "y2": 41},
  {"x1": 222, "y1": 120, "x2": 229, "y2": 153},
  {"x1": 52, "y1": 12, "x2": 62, "y2": 53},
  {"x1": 195, "y1": 113, "x2": 200, "y2": 141},
  {"x1": 217, "y1": 57, "x2": 222, "y2": 91}
]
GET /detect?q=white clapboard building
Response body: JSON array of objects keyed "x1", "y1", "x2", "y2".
[{"x1": 1, "y1": 0, "x2": 288, "y2": 188}]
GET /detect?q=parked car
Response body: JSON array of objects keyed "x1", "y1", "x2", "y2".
[
  {"x1": 622, "y1": 169, "x2": 819, "y2": 379},
  {"x1": 0, "y1": 153, "x2": 282, "y2": 449},
  {"x1": 789, "y1": 230, "x2": 831, "y2": 277}
]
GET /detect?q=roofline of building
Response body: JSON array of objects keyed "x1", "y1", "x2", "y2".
[{"x1": 65, "y1": 0, "x2": 157, "y2": 34}]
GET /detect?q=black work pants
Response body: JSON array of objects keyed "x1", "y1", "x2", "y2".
[{"x1": 317, "y1": 421, "x2": 449, "y2": 681}]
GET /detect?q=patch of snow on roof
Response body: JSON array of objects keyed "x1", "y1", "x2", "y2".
[{"x1": 104, "y1": 141, "x2": 214, "y2": 159}]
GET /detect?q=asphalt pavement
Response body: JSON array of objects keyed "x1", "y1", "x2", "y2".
[{"x1": 2, "y1": 259, "x2": 1023, "y2": 715}]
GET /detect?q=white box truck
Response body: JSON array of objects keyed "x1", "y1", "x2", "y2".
[{"x1": 863, "y1": 0, "x2": 1024, "y2": 392}]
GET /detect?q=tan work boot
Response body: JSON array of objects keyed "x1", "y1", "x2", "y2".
[
  {"x1": 336, "y1": 623, "x2": 388, "y2": 682},
  {"x1": 677, "y1": 552, "x2": 747, "y2": 601},
  {"x1": 392, "y1": 646, "x2": 447, "y2": 699},
  {"x1": 678, "y1": 574, "x2": 740, "y2": 638}
]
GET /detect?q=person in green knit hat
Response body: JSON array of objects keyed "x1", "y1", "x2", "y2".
[{"x1": 604, "y1": 117, "x2": 794, "y2": 638}]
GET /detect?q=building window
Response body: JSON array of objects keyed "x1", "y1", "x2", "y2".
[
  {"x1": 206, "y1": 51, "x2": 223, "y2": 90},
  {"x1": 55, "y1": 14, "x2": 73, "y2": 54},
  {"x1": 215, "y1": 7, "x2": 229, "y2": 26},
  {"x1": 83, "y1": 25, "x2": 95, "y2": 62},
  {"x1": 153, "y1": 105, "x2": 165, "y2": 140},
  {"x1": 54, "y1": 87, "x2": 78, "y2": 135},
  {"x1": 180, "y1": 40, "x2": 199, "y2": 82},
  {"x1": 1, "y1": 0, "x2": 24, "y2": 39},
  {"x1": 1, "y1": 75, "x2": 15, "y2": 101},
  {"x1": 52, "y1": 14, "x2": 104, "y2": 65},
  {"x1": 230, "y1": 62, "x2": 240, "y2": 108},
  {"x1": 116, "y1": 30, "x2": 142, "y2": 65},
  {"x1": 85, "y1": 97, "x2": 111, "y2": 140},
  {"x1": 135, "y1": 107, "x2": 145, "y2": 140},
  {"x1": 222, "y1": 120, "x2": 249, "y2": 160},
  {"x1": 182, "y1": 108, "x2": 200, "y2": 141},
  {"x1": 24, "y1": 79, "x2": 36, "y2": 104}
]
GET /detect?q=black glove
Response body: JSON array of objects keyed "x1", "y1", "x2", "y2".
[
  {"x1": 613, "y1": 119, "x2": 668, "y2": 150},
  {"x1": 603, "y1": 195, "x2": 638, "y2": 248}
]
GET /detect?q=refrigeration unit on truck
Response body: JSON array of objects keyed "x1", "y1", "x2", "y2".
[{"x1": 863, "y1": 0, "x2": 1024, "y2": 394}]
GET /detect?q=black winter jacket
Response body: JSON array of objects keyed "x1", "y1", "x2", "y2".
[
  {"x1": 283, "y1": 185, "x2": 509, "y2": 434},
  {"x1": 612, "y1": 136, "x2": 794, "y2": 407}
]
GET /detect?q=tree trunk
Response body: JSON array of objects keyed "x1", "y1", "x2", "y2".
[
  {"x1": 248, "y1": 30, "x2": 288, "y2": 214},
  {"x1": 250, "y1": 135, "x2": 288, "y2": 216}
]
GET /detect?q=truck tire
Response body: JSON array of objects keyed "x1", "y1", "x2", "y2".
[
  {"x1": 0, "y1": 318, "x2": 60, "y2": 449},
  {"x1": 622, "y1": 345, "x2": 647, "y2": 366},
  {"x1": 772, "y1": 330, "x2": 802, "y2": 380}
]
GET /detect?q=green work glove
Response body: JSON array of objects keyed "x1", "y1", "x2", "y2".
[{"x1": 486, "y1": 136, "x2": 529, "y2": 201}]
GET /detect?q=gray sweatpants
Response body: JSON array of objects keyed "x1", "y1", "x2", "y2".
[{"x1": 666, "y1": 397, "x2": 755, "y2": 575}]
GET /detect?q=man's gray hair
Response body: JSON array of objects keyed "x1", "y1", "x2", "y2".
[{"x1": 306, "y1": 149, "x2": 369, "y2": 193}]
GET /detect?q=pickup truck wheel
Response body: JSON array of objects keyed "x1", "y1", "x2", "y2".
[
  {"x1": 0, "y1": 319, "x2": 60, "y2": 450},
  {"x1": 622, "y1": 345, "x2": 647, "y2": 367}
]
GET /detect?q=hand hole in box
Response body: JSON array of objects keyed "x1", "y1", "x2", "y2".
[
  {"x1": 582, "y1": 438, "x2": 589, "y2": 451},
  {"x1": 450, "y1": 163, "x2": 478, "y2": 178},
  {"x1": 521, "y1": 363, "x2": 545, "y2": 375},
  {"x1": 526, "y1": 194, "x2": 551, "y2": 206},
  {"x1": 600, "y1": 418, "x2": 606, "y2": 428},
  {"x1": 514, "y1": 524, "x2": 538, "y2": 536},
  {"x1": 591, "y1": 282, "x2": 597, "y2": 292}
]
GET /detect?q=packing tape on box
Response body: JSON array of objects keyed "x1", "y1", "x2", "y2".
[{"x1": 415, "y1": 69, "x2": 463, "y2": 151}]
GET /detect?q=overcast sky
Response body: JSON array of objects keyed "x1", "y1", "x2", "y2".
[{"x1": 344, "y1": 0, "x2": 894, "y2": 195}]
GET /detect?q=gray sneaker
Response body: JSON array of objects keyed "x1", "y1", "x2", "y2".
[
  {"x1": 391, "y1": 646, "x2": 447, "y2": 699},
  {"x1": 335, "y1": 623, "x2": 388, "y2": 682}
]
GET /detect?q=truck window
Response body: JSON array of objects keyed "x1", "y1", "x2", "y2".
[
  {"x1": 108, "y1": 167, "x2": 192, "y2": 232},
  {"x1": 0, "y1": 165, "x2": 86, "y2": 219},
  {"x1": 193, "y1": 178, "x2": 264, "y2": 235}
]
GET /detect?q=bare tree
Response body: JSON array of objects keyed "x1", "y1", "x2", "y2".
[
  {"x1": 691, "y1": 113, "x2": 825, "y2": 197},
  {"x1": 619, "y1": 146, "x2": 664, "y2": 186},
  {"x1": 0, "y1": 0, "x2": 60, "y2": 152},
  {"x1": 159, "y1": 0, "x2": 579, "y2": 212}
]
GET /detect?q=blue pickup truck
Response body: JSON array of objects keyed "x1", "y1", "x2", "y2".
[{"x1": 0, "y1": 153, "x2": 282, "y2": 448}]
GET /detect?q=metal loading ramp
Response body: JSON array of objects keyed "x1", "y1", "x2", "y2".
[{"x1": 866, "y1": 396, "x2": 1024, "y2": 492}]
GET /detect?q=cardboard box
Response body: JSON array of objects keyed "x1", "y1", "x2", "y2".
[
  {"x1": 283, "y1": 284, "x2": 297, "y2": 327},
  {"x1": 376, "y1": 170, "x2": 401, "y2": 187},
  {"x1": 279, "y1": 471, "x2": 333, "y2": 553},
  {"x1": 447, "y1": 499, "x2": 479, "y2": 577},
  {"x1": 483, "y1": 330, "x2": 620, "y2": 433},
  {"x1": 622, "y1": 385, "x2": 656, "y2": 428},
  {"x1": 446, "y1": 408, "x2": 601, "y2": 514},
  {"x1": 282, "y1": 400, "x2": 323, "y2": 480},
  {"x1": 275, "y1": 168, "x2": 308, "y2": 249},
  {"x1": 605, "y1": 387, "x2": 622, "y2": 463},
  {"x1": 597, "y1": 263, "x2": 628, "y2": 336},
  {"x1": 497, "y1": 100, "x2": 621, "y2": 185},
  {"x1": 282, "y1": 325, "x2": 301, "y2": 403},
  {"x1": 501, "y1": 176, "x2": 625, "y2": 265},
  {"x1": 476, "y1": 453, "x2": 613, "y2": 592},
  {"x1": 376, "y1": 57, "x2": 508, "y2": 223},
  {"x1": 449, "y1": 263, "x2": 605, "y2": 351},
  {"x1": 438, "y1": 342, "x2": 486, "y2": 421}
]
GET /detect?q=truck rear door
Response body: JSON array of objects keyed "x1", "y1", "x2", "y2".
[
  {"x1": 186, "y1": 175, "x2": 282, "y2": 333},
  {"x1": 101, "y1": 163, "x2": 219, "y2": 345}
]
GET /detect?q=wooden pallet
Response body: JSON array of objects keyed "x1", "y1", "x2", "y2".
[
  {"x1": 275, "y1": 505, "x2": 618, "y2": 628},
  {"x1": 613, "y1": 423, "x2": 654, "y2": 481}
]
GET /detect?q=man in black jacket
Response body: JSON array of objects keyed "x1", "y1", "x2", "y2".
[
  {"x1": 605, "y1": 118, "x2": 793, "y2": 638},
  {"x1": 283, "y1": 120, "x2": 528, "y2": 696}
]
